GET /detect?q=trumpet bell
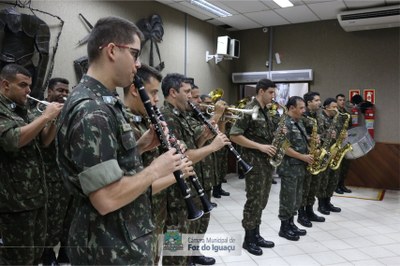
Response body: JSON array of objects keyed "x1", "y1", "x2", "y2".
[{"x1": 208, "y1": 88, "x2": 224, "y2": 102}]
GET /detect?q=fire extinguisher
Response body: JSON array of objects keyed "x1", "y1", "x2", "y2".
[
  {"x1": 364, "y1": 107, "x2": 375, "y2": 139},
  {"x1": 351, "y1": 105, "x2": 359, "y2": 127}
]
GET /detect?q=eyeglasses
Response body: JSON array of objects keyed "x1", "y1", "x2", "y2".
[
  {"x1": 114, "y1": 44, "x2": 141, "y2": 61},
  {"x1": 99, "y1": 43, "x2": 141, "y2": 62}
]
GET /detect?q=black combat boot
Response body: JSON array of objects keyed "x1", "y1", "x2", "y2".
[
  {"x1": 219, "y1": 184, "x2": 230, "y2": 197},
  {"x1": 192, "y1": 255, "x2": 216, "y2": 265},
  {"x1": 212, "y1": 185, "x2": 221, "y2": 198},
  {"x1": 278, "y1": 220, "x2": 299, "y2": 241},
  {"x1": 335, "y1": 186, "x2": 344, "y2": 194},
  {"x1": 297, "y1": 207, "x2": 312, "y2": 227},
  {"x1": 317, "y1": 198, "x2": 330, "y2": 215},
  {"x1": 243, "y1": 229, "x2": 263, "y2": 256},
  {"x1": 41, "y1": 248, "x2": 58, "y2": 266},
  {"x1": 255, "y1": 225, "x2": 274, "y2": 248},
  {"x1": 341, "y1": 184, "x2": 352, "y2": 193},
  {"x1": 327, "y1": 197, "x2": 341, "y2": 212},
  {"x1": 289, "y1": 217, "x2": 307, "y2": 236},
  {"x1": 306, "y1": 205, "x2": 325, "y2": 222},
  {"x1": 56, "y1": 246, "x2": 70, "y2": 264}
]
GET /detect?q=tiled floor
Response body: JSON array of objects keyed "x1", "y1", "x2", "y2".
[{"x1": 205, "y1": 173, "x2": 400, "y2": 266}]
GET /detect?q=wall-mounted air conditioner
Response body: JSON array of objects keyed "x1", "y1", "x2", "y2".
[
  {"x1": 337, "y1": 5, "x2": 400, "y2": 32},
  {"x1": 232, "y1": 72, "x2": 269, "y2": 83},
  {"x1": 232, "y1": 69, "x2": 312, "y2": 84},
  {"x1": 270, "y1": 69, "x2": 313, "y2": 82}
]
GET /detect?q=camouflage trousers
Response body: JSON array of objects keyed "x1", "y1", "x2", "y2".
[
  {"x1": 198, "y1": 190, "x2": 212, "y2": 235},
  {"x1": 279, "y1": 165, "x2": 305, "y2": 221},
  {"x1": 338, "y1": 158, "x2": 351, "y2": 185},
  {"x1": 242, "y1": 163, "x2": 273, "y2": 230},
  {"x1": 301, "y1": 172, "x2": 322, "y2": 207},
  {"x1": 60, "y1": 195, "x2": 77, "y2": 246},
  {"x1": 0, "y1": 206, "x2": 46, "y2": 265},
  {"x1": 317, "y1": 169, "x2": 340, "y2": 198},
  {"x1": 45, "y1": 180, "x2": 71, "y2": 247},
  {"x1": 151, "y1": 190, "x2": 168, "y2": 265},
  {"x1": 162, "y1": 183, "x2": 191, "y2": 266}
]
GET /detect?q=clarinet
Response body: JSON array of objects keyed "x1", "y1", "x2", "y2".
[
  {"x1": 133, "y1": 76, "x2": 203, "y2": 221},
  {"x1": 153, "y1": 106, "x2": 214, "y2": 214},
  {"x1": 188, "y1": 101, "x2": 253, "y2": 176}
]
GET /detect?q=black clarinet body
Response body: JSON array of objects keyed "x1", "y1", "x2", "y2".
[
  {"x1": 153, "y1": 106, "x2": 214, "y2": 214},
  {"x1": 134, "y1": 76, "x2": 203, "y2": 221},
  {"x1": 187, "y1": 101, "x2": 253, "y2": 176}
]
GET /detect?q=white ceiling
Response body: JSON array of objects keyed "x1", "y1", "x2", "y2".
[{"x1": 156, "y1": 0, "x2": 400, "y2": 31}]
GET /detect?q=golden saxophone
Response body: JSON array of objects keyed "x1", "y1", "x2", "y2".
[
  {"x1": 269, "y1": 101, "x2": 290, "y2": 167},
  {"x1": 315, "y1": 109, "x2": 339, "y2": 173},
  {"x1": 329, "y1": 112, "x2": 353, "y2": 170},
  {"x1": 305, "y1": 116, "x2": 325, "y2": 175}
]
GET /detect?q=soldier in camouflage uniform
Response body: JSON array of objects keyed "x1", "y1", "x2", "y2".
[
  {"x1": 316, "y1": 98, "x2": 342, "y2": 215},
  {"x1": 55, "y1": 17, "x2": 185, "y2": 265},
  {"x1": 297, "y1": 92, "x2": 326, "y2": 227},
  {"x1": 199, "y1": 94, "x2": 231, "y2": 199},
  {"x1": 0, "y1": 64, "x2": 62, "y2": 265},
  {"x1": 277, "y1": 96, "x2": 313, "y2": 241},
  {"x1": 188, "y1": 85, "x2": 227, "y2": 265},
  {"x1": 335, "y1": 93, "x2": 352, "y2": 194},
  {"x1": 123, "y1": 64, "x2": 171, "y2": 265},
  {"x1": 160, "y1": 73, "x2": 230, "y2": 265},
  {"x1": 230, "y1": 79, "x2": 277, "y2": 256},
  {"x1": 31, "y1": 77, "x2": 73, "y2": 265}
]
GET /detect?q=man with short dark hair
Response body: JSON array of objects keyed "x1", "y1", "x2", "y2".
[
  {"x1": 56, "y1": 17, "x2": 185, "y2": 265},
  {"x1": 297, "y1": 91, "x2": 326, "y2": 228},
  {"x1": 39, "y1": 77, "x2": 72, "y2": 265},
  {"x1": 277, "y1": 96, "x2": 313, "y2": 241},
  {"x1": 335, "y1": 93, "x2": 352, "y2": 194},
  {"x1": 0, "y1": 64, "x2": 62, "y2": 265},
  {"x1": 160, "y1": 73, "x2": 230, "y2": 265},
  {"x1": 230, "y1": 78, "x2": 277, "y2": 256}
]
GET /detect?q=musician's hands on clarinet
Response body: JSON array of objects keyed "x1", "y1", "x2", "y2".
[{"x1": 137, "y1": 121, "x2": 169, "y2": 154}]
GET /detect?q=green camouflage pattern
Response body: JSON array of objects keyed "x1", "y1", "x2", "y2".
[
  {"x1": 160, "y1": 101, "x2": 200, "y2": 266},
  {"x1": 301, "y1": 109, "x2": 326, "y2": 207},
  {"x1": 230, "y1": 99, "x2": 276, "y2": 230},
  {"x1": 31, "y1": 107, "x2": 72, "y2": 247},
  {"x1": 0, "y1": 94, "x2": 47, "y2": 212},
  {"x1": 277, "y1": 117, "x2": 308, "y2": 220},
  {"x1": 0, "y1": 94, "x2": 47, "y2": 264},
  {"x1": 128, "y1": 111, "x2": 167, "y2": 263},
  {"x1": 0, "y1": 207, "x2": 46, "y2": 265},
  {"x1": 56, "y1": 75, "x2": 154, "y2": 265}
]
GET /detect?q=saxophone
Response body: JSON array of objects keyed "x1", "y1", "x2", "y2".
[
  {"x1": 329, "y1": 112, "x2": 353, "y2": 170},
  {"x1": 315, "y1": 109, "x2": 339, "y2": 173},
  {"x1": 305, "y1": 116, "x2": 325, "y2": 175},
  {"x1": 269, "y1": 101, "x2": 290, "y2": 167}
]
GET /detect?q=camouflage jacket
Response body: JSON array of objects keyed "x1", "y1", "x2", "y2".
[
  {"x1": 160, "y1": 101, "x2": 200, "y2": 193},
  {"x1": 229, "y1": 99, "x2": 277, "y2": 166},
  {"x1": 56, "y1": 75, "x2": 154, "y2": 265},
  {"x1": 186, "y1": 111, "x2": 215, "y2": 190},
  {"x1": 126, "y1": 109, "x2": 160, "y2": 167},
  {"x1": 277, "y1": 116, "x2": 308, "y2": 176},
  {"x1": 302, "y1": 108, "x2": 325, "y2": 135},
  {"x1": 0, "y1": 93, "x2": 47, "y2": 212},
  {"x1": 31, "y1": 105, "x2": 62, "y2": 183}
]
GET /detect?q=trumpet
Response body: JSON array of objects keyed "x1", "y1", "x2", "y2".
[
  {"x1": 199, "y1": 104, "x2": 259, "y2": 120},
  {"x1": 27, "y1": 95, "x2": 50, "y2": 112},
  {"x1": 27, "y1": 95, "x2": 67, "y2": 112}
]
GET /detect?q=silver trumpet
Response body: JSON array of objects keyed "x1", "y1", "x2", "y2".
[
  {"x1": 27, "y1": 95, "x2": 50, "y2": 112},
  {"x1": 27, "y1": 95, "x2": 66, "y2": 112},
  {"x1": 199, "y1": 104, "x2": 259, "y2": 120}
]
